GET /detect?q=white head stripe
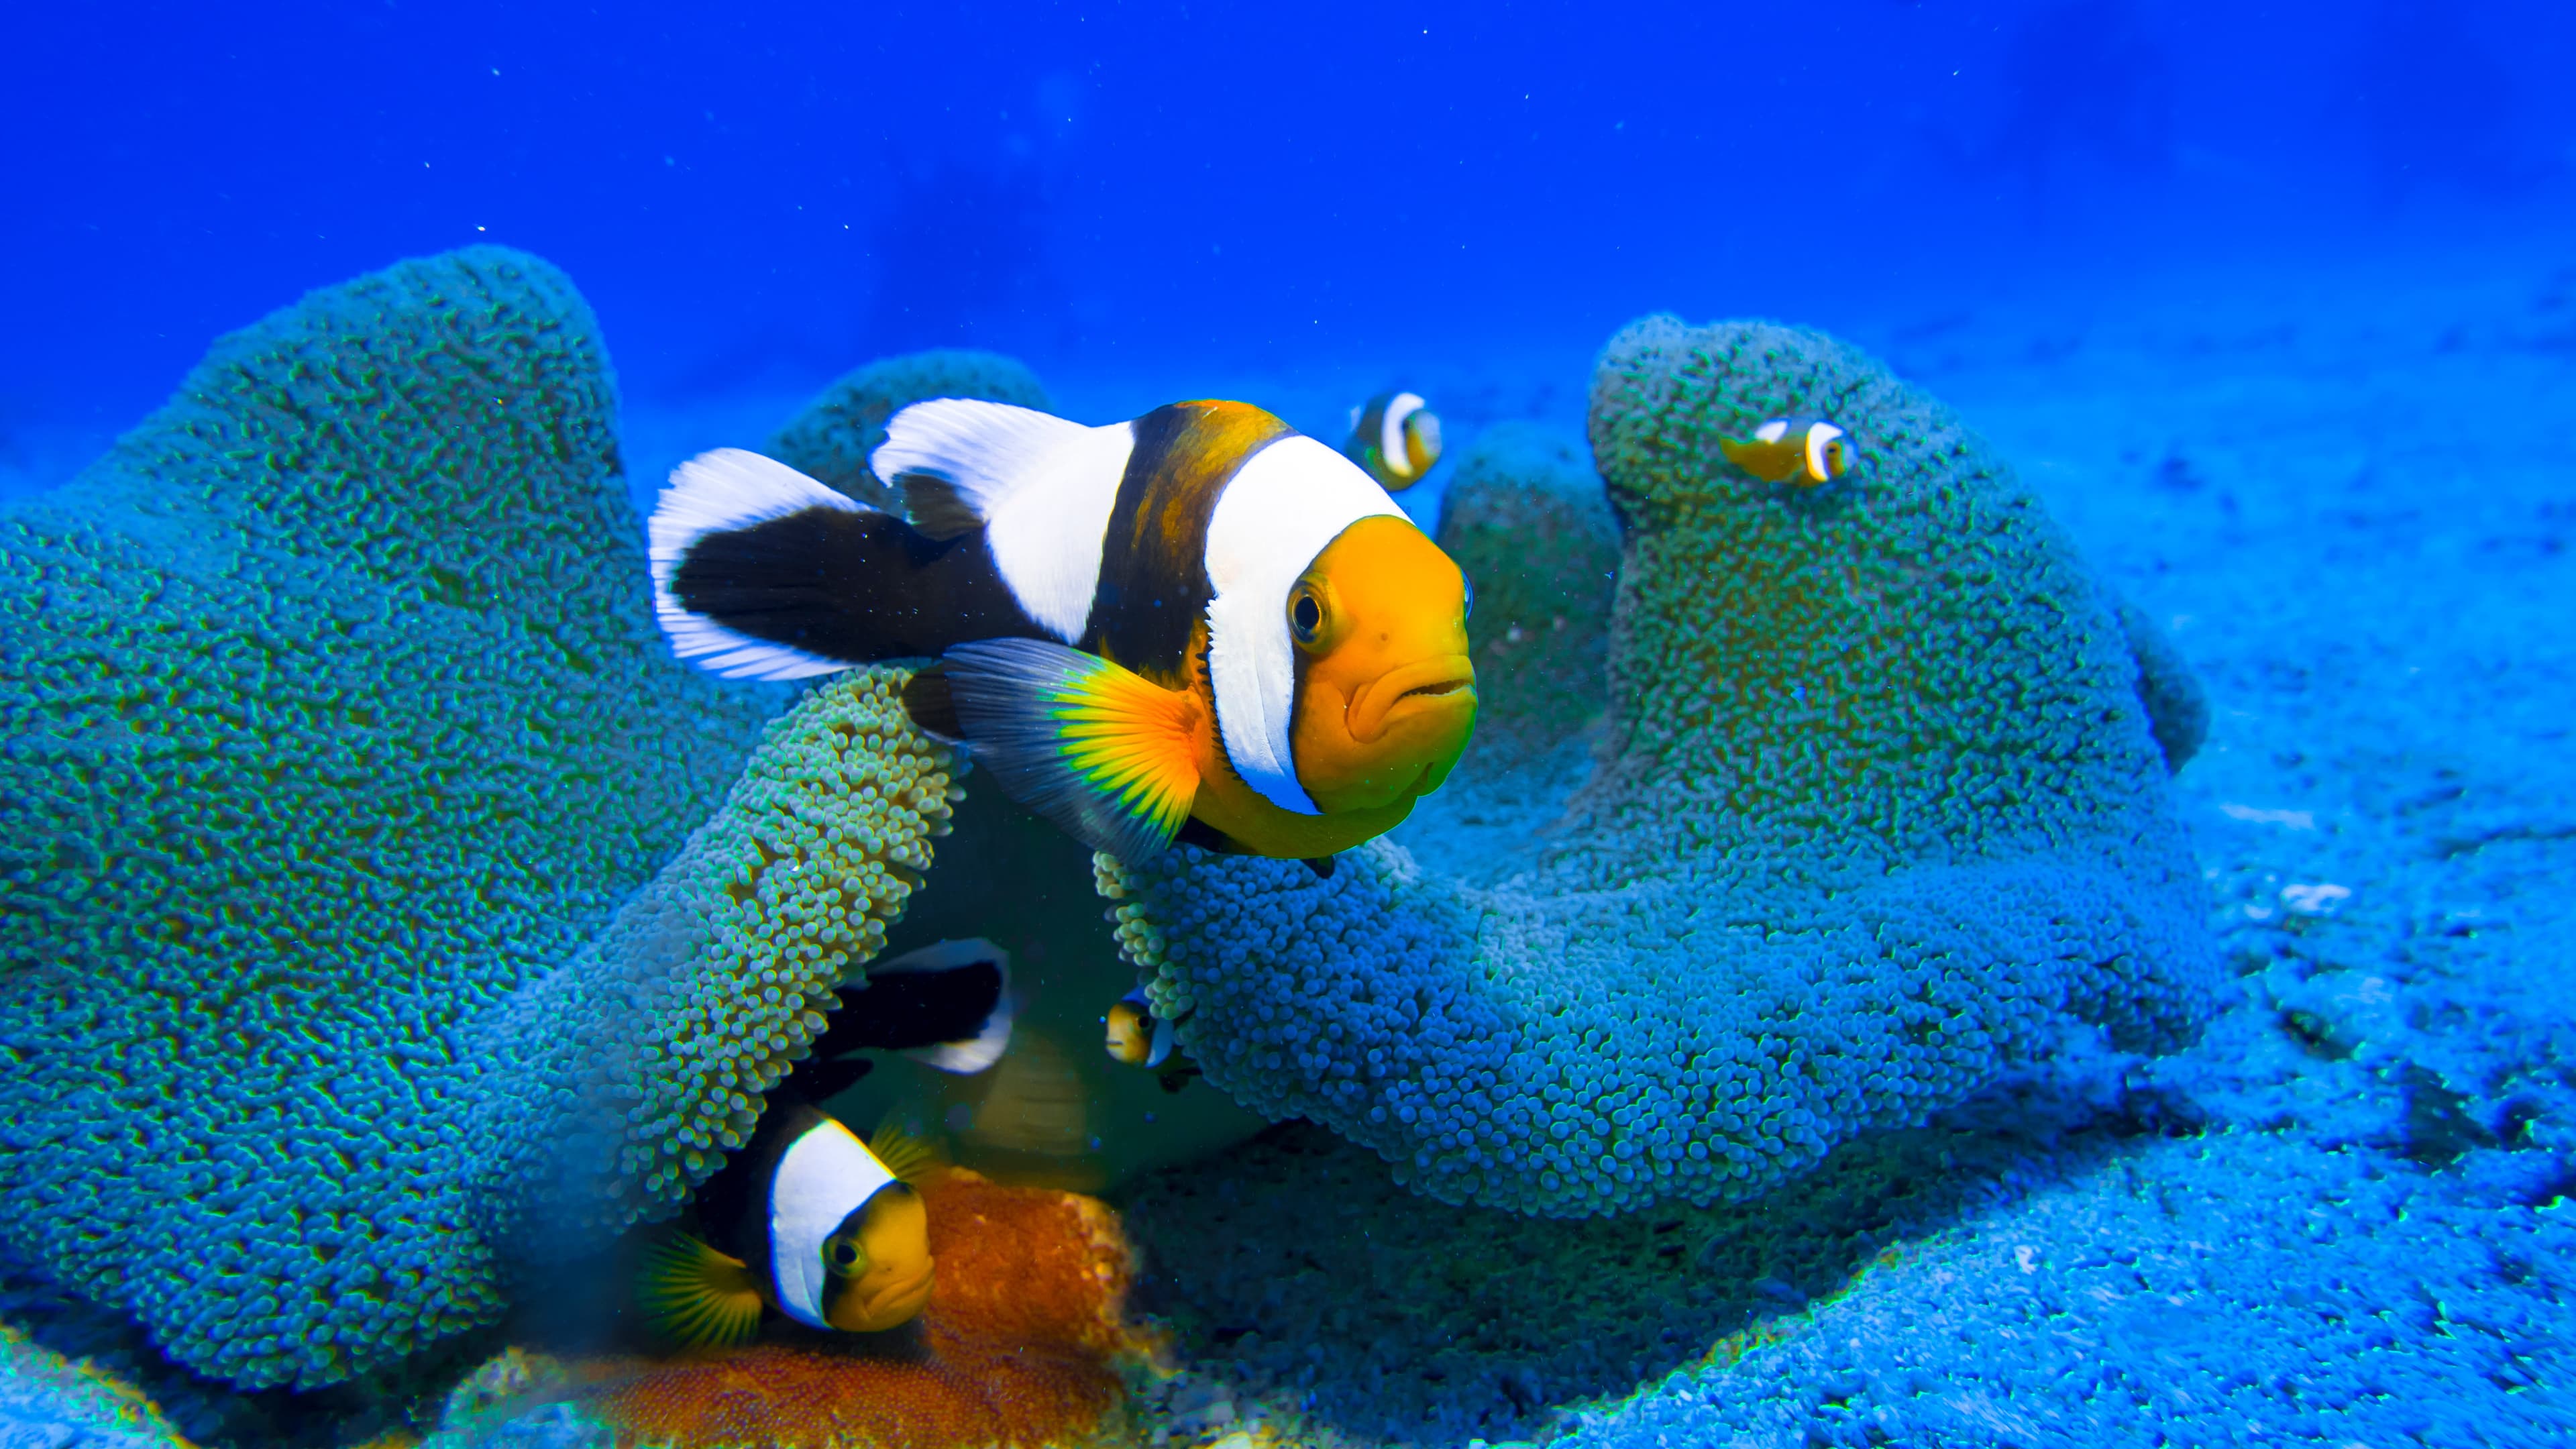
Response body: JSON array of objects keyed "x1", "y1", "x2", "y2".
[
  {"x1": 1379, "y1": 393, "x2": 1427, "y2": 480},
  {"x1": 1805, "y1": 423, "x2": 1845, "y2": 482},
  {"x1": 767, "y1": 1116, "x2": 896, "y2": 1330},
  {"x1": 1753, "y1": 418, "x2": 1790, "y2": 444},
  {"x1": 1202, "y1": 435, "x2": 1404, "y2": 816}
]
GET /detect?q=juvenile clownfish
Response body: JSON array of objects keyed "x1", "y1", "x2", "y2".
[
  {"x1": 1715, "y1": 418, "x2": 1854, "y2": 486},
  {"x1": 786, "y1": 937, "x2": 1018, "y2": 1103},
  {"x1": 1104, "y1": 987, "x2": 1199, "y2": 1093},
  {"x1": 650, "y1": 399, "x2": 1479, "y2": 867},
  {"x1": 638, "y1": 1105, "x2": 941, "y2": 1348},
  {"x1": 1342, "y1": 391, "x2": 1444, "y2": 491},
  {"x1": 637, "y1": 939, "x2": 1010, "y2": 1348}
]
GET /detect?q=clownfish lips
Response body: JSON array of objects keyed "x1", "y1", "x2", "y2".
[
  {"x1": 837, "y1": 1258, "x2": 936, "y2": 1332},
  {"x1": 1345, "y1": 655, "x2": 1478, "y2": 745}
]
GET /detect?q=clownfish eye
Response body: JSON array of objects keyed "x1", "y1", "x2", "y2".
[
  {"x1": 1289, "y1": 585, "x2": 1326, "y2": 645},
  {"x1": 826, "y1": 1237, "x2": 865, "y2": 1275}
]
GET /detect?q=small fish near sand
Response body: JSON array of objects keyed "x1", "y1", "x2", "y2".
[
  {"x1": 1716, "y1": 417, "x2": 1855, "y2": 486},
  {"x1": 637, "y1": 938, "x2": 1013, "y2": 1348},
  {"x1": 1104, "y1": 987, "x2": 1201, "y2": 1094},
  {"x1": 651, "y1": 398, "x2": 1479, "y2": 868},
  {"x1": 1342, "y1": 390, "x2": 1444, "y2": 490},
  {"x1": 637, "y1": 1104, "x2": 943, "y2": 1348}
]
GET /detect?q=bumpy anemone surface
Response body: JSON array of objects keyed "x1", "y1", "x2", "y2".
[
  {"x1": 474, "y1": 668, "x2": 958, "y2": 1245},
  {"x1": 0, "y1": 248, "x2": 779, "y2": 1389},
  {"x1": 1434, "y1": 420, "x2": 1621, "y2": 775},
  {"x1": 1102, "y1": 317, "x2": 2219, "y2": 1217},
  {"x1": 769, "y1": 349, "x2": 1053, "y2": 508}
]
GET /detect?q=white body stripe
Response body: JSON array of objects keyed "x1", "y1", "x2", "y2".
[
  {"x1": 871, "y1": 400, "x2": 1135, "y2": 642},
  {"x1": 1202, "y1": 436, "x2": 1404, "y2": 816},
  {"x1": 766, "y1": 1116, "x2": 897, "y2": 1330},
  {"x1": 1752, "y1": 418, "x2": 1790, "y2": 444},
  {"x1": 1379, "y1": 392, "x2": 1427, "y2": 480},
  {"x1": 1804, "y1": 422, "x2": 1847, "y2": 482},
  {"x1": 649, "y1": 448, "x2": 867, "y2": 682}
]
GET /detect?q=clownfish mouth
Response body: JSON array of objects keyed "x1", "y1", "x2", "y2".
[
  {"x1": 1346, "y1": 655, "x2": 1478, "y2": 743},
  {"x1": 861, "y1": 1261, "x2": 936, "y2": 1326}
]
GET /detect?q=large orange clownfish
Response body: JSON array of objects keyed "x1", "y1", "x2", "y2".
[{"x1": 648, "y1": 399, "x2": 1479, "y2": 868}]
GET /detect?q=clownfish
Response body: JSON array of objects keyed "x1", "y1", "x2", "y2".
[
  {"x1": 787, "y1": 937, "x2": 1018, "y2": 1103},
  {"x1": 1104, "y1": 987, "x2": 1199, "y2": 1093},
  {"x1": 1715, "y1": 418, "x2": 1854, "y2": 486},
  {"x1": 637, "y1": 1105, "x2": 941, "y2": 1348},
  {"x1": 636, "y1": 938, "x2": 1012, "y2": 1348},
  {"x1": 650, "y1": 398, "x2": 1479, "y2": 867},
  {"x1": 1343, "y1": 391, "x2": 1444, "y2": 491}
]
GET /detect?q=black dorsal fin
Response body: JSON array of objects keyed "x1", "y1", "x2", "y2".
[{"x1": 896, "y1": 472, "x2": 987, "y2": 542}]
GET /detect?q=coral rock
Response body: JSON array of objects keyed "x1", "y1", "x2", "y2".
[{"x1": 577, "y1": 1174, "x2": 1142, "y2": 1449}]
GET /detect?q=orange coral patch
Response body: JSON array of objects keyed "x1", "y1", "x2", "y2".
[{"x1": 582, "y1": 1173, "x2": 1148, "y2": 1449}]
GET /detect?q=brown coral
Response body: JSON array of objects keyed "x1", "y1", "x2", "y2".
[{"x1": 580, "y1": 1173, "x2": 1146, "y2": 1449}]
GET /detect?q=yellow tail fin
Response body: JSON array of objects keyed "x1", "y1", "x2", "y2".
[{"x1": 635, "y1": 1232, "x2": 764, "y2": 1350}]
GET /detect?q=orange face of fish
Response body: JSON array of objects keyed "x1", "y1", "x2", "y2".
[
  {"x1": 1285, "y1": 515, "x2": 1477, "y2": 812},
  {"x1": 822, "y1": 1185, "x2": 934, "y2": 1333},
  {"x1": 1180, "y1": 516, "x2": 1477, "y2": 860}
]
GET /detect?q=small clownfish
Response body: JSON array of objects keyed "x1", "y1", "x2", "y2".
[
  {"x1": 1342, "y1": 391, "x2": 1444, "y2": 491},
  {"x1": 637, "y1": 938, "x2": 1012, "y2": 1349},
  {"x1": 785, "y1": 937, "x2": 1018, "y2": 1103},
  {"x1": 1716, "y1": 418, "x2": 1854, "y2": 486},
  {"x1": 1104, "y1": 987, "x2": 1200, "y2": 1093},
  {"x1": 638, "y1": 1105, "x2": 942, "y2": 1348},
  {"x1": 651, "y1": 399, "x2": 1479, "y2": 869}
]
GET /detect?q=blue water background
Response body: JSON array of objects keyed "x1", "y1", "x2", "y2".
[{"x1": 4, "y1": 0, "x2": 2571, "y2": 488}]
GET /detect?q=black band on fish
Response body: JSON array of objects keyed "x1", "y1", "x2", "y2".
[
  {"x1": 1083, "y1": 402, "x2": 1293, "y2": 684},
  {"x1": 651, "y1": 447, "x2": 1055, "y2": 679},
  {"x1": 669, "y1": 508, "x2": 1048, "y2": 665}
]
